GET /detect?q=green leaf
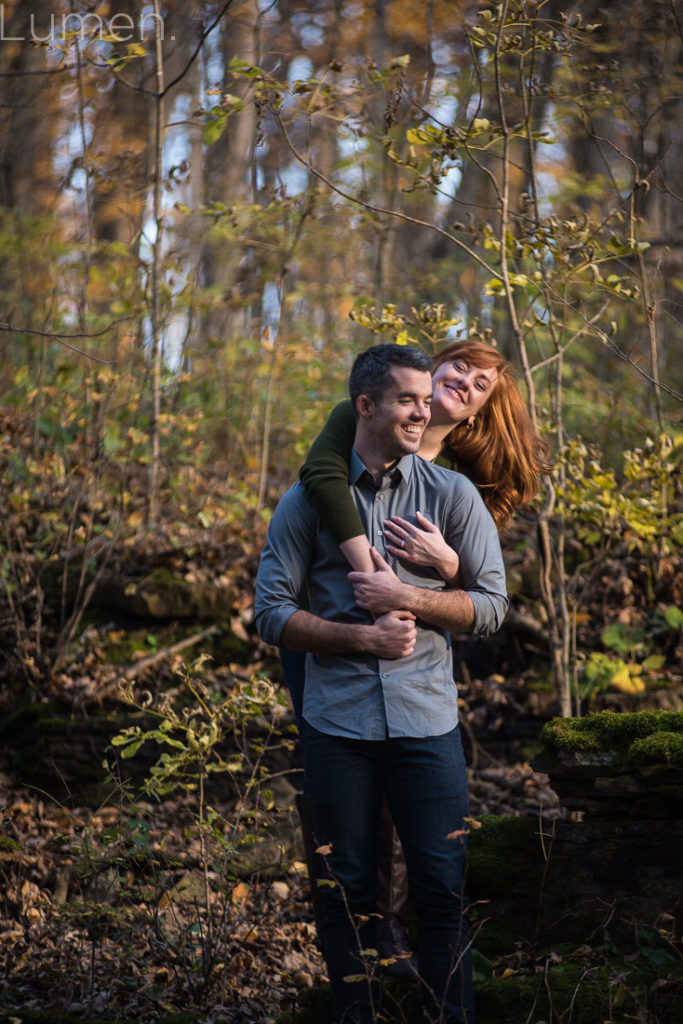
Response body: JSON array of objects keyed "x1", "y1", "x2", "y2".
[
  {"x1": 203, "y1": 108, "x2": 228, "y2": 146},
  {"x1": 663, "y1": 605, "x2": 683, "y2": 631},
  {"x1": 483, "y1": 277, "x2": 504, "y2": 295},
  {"x1": 509, "y1": 273, "x2": 531, "y2": 288},
  {"x1": 406, "y1": 125, "x2": 441, "y2": 145},
  {"x1": 120, "y1": 740, "x2": 145, "y2": 759}
]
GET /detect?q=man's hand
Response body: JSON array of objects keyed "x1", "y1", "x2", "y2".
[
  {"x1": 349, "y1": 545, "x2": 476, "y2": 634},
  {"x1": 367, "y1": 610, "x2": 417, "y2": 659},
  {"x1": 280, "y1": 607, "x2": 416, "y2": 659},
  {"x1": 348, "y1": 547, "x2": 406, "y2": 617}
]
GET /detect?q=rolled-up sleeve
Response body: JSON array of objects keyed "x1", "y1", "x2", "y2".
[
  {"x1": 254, "y1": 484, "x2": 315, "y2": 646},
  {"x1": 466, "y1": 568, "x2": 508, "y2": 637},
  {"x1": 444, "y1": 476, "x2": 508, "y2": 637}
]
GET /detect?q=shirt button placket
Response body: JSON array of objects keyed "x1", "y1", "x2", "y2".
[{"x1": 374, "y1": 491, "x2": 385, "y2": 548}]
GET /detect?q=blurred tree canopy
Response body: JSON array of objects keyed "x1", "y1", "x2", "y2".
[{"x1": 0, "y1": 0, "x2": 681, "y2": 712}]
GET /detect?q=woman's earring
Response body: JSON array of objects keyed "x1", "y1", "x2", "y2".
[{"x1": 467, "y1": 415, "x2": 476, "y2": 430}]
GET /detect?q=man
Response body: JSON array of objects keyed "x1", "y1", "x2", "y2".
[{"x1": 255, "y1": 344, "x2": 507, "y2": 1024}]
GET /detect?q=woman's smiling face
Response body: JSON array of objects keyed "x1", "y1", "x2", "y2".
[{"x1": 430, "y1": 357, "x2": 499, "y2": 424}]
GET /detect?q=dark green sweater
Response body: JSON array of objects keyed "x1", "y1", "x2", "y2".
[{"x1": 298, "y1": 400, "x2": 360, "y2": 543}]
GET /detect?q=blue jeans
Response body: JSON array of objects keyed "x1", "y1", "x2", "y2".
[
  {"x1": 279, "y1": 646, "x2": 306, "y2": 730},
  {"x1": 301, "y1": 720, "x2": 475, "y2": 1024}
]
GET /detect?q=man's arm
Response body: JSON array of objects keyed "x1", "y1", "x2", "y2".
[
  {"x1": 349, "y1": 548, "x2": 475, "y2": 632},
  {"x1": 281, "y1": 608, "x2": 417, "y2": 659}
]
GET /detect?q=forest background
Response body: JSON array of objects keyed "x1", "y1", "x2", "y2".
[{"x1": 0, "y1": 0, "x2": 682, "y2": 1022}]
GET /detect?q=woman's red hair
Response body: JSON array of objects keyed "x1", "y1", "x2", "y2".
[{"x1": 431, "y1": 340, "x2": 551, "y2": 529}]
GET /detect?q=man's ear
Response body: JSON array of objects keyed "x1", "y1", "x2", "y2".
[{"x1": 356, "y1": 394, "x2": 374, "y2": 420}]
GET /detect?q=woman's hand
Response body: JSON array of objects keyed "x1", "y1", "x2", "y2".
[{"x1": 384, "y1": 511, "x2": 461, "y2": 583}]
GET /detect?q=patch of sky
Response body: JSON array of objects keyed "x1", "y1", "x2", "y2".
[
  {"x1": 437, "y1": 165, "x2": 463, "y2": 205},
  {"x1": 280, "y1": 55, "x2": 314, "y2": 117},
  {"x1": 288, "y1": 55, "x2": 314, "y2": 85},
  {"x1": 167, "y1": 94, "x2": 192, "y2": 158},
  {"x1": 300, "y1": 21, "x2": 325, "y2": 48},
  {"x1": 54, "y1": 114, "x2": 93, "y2": 180},
  {"x1": 335, "y1": 126, "x2": 371, "y2": 191},
  {"x1": 431, "y1": 36, "x2": 456, "y2": 71},
  {"x1": 162, "y1": 315, "x2": 189, "y2": 371},
  {"x1": 533, "y1": 109, "x2": 570, "y2": 215},
  {"x1": 69, "y1": 167, "x2": 87, "y2": 194},
  {"x1": 422, "y1": 91, "x2": 463, "y2": 207},
  {"x1": 205, "y1": 52, "x2": 224, "y2": 96},
  {"x1": 464, "y1": 91, "x2": 484, "y2": 122},
  {"x1": 278, "y1": 161, "x2": 310, "y2": 196},
  {"x1": 262, "y1": 280, "x2": 282, "y2": 336},
  {"x1": 200, "y1": 23, "x2": 224, "y2": 106},
  {"x1": 342, "y1": 1, "x2": 364, "y2": 22}
]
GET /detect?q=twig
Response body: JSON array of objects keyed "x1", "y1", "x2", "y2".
[{"x1": 119, "y1": 625, "x2": 219, "y2": 682}]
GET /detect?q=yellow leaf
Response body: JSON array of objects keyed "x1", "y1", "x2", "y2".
[
  {"x1": 232, "y1": 881, "x2": 250, "y2": 907},
  {"x1": 610, "y1": 665, "x2": 645, "y2": 694}
]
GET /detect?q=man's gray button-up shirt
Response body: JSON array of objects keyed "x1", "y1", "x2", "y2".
[{"x1": 255, "y1": 450, "x2": 508, "y2": 741}]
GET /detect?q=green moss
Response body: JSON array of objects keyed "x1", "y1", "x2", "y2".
[
  {"x1": 513, "y1": 738, "x2": 544, "y2": 762},
  {"x1": 524, "y1": 675, "x2": 555, "y2": 694},
  {"x1": 539, "y1": 716, "x2": 603, "y2": 752},
  {"x1": 476, "y1": 962, "x2": 609, "y2": 1022},
  {"x1": 274, "y1": 950, "x2": 683, "y2": 1024},
  {"x1": 627, "y1": 731, "x2": 683, "y2": 766},
  {"x1": 0, "y1": 837, "x2": 20, "y2": 853},
  {"x1": 466, "y1": 816, "x2": 545, "y2": 957},
  {"x1": 540, "y1": 710, "x2": 683, "y2": 756},
  {"x1": 467, "y1": 816, "x2": 543, "y2": 899},
  {"x1": 275, "y1": 978, "x2": 423, "y2": 1023}
]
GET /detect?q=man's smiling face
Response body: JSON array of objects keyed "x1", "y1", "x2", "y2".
[{"x1": 367, "y1": 366, "x2": 433, "y2": 461}]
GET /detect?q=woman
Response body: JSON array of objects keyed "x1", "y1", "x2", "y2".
[{"x1": 286, "y1": 338, "x2": 550, "y2": 974}]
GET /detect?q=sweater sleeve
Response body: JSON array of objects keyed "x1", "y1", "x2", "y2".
[{"x1": 298, "y1": 399, "x2": 365, "y2": 544}]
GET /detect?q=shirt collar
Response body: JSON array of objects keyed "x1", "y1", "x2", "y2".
[{"x1": 349, "y1": 448, "x2": 416, "y2": 486}]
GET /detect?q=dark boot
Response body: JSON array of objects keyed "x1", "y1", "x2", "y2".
[
  {"x1": 295, "y1": 791, "x2": 325, "y2": 947},
  {"x1": 375, "y1": 796, "x2": 418, "y2": 980}
]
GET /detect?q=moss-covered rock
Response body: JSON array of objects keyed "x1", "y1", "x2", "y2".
[
  {"x1": 467, "y1": 814, "x2": 683, "y2": 953},
  {"x1": 535, "y1": 710, "x2": 683, "y2": 817},
  {"x1": 540, "y1": 709, "x2": 683, "y2": 763},
  {"x1": 94, "y1": 567, "x2": 235, "y2": 621}
]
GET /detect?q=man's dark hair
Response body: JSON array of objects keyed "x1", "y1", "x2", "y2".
[{"x1": 349, "y1": 343, "x2": 432, "y2": 411}]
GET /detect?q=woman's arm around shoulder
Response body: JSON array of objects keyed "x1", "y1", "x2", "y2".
[{"x1": 298, "y1": 399, "x2": 374, "y2": 572}]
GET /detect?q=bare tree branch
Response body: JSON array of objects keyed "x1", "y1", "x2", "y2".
[
  {"x1": 0, "y1": 320, "x2": 138, "y2": 362},
  {"x1": 272, "y1": 106, "x2": 502, "y2": 282}
]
